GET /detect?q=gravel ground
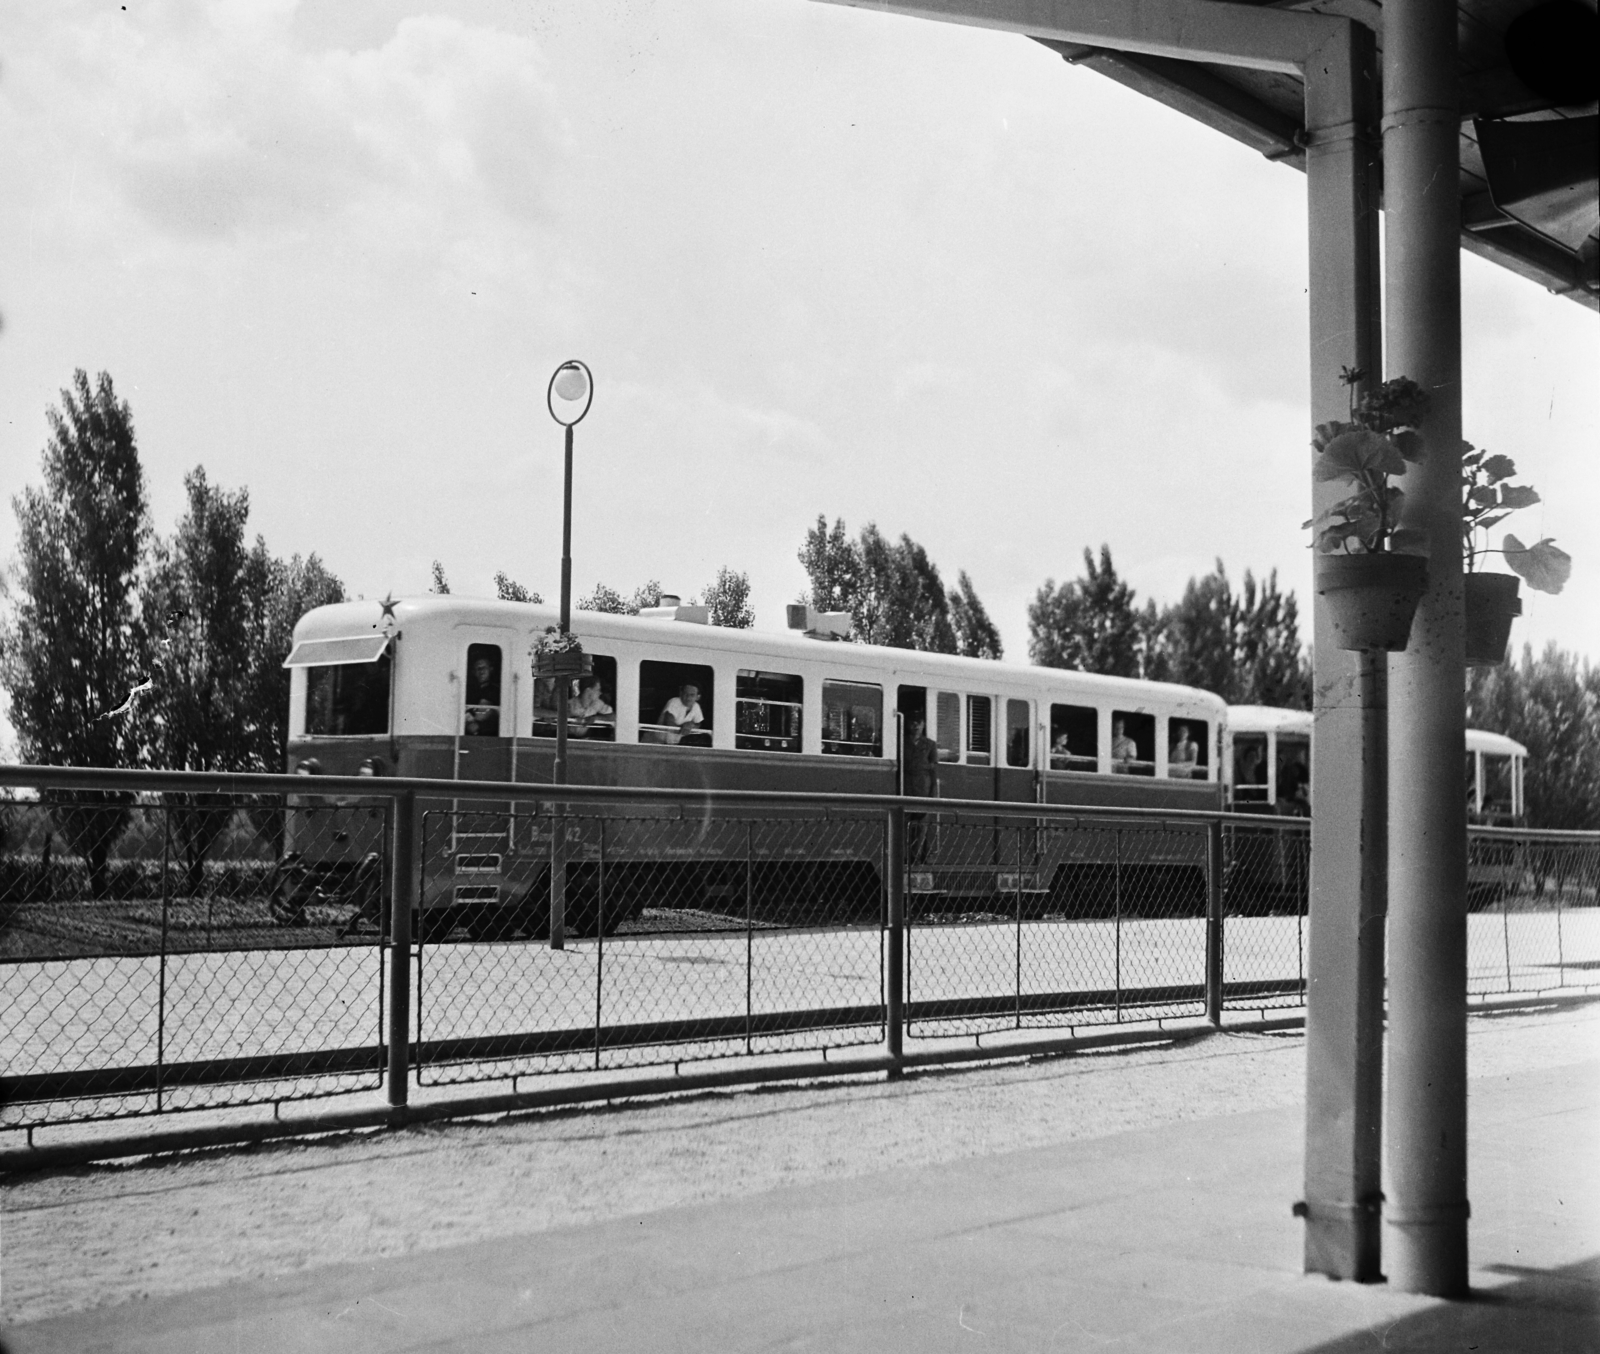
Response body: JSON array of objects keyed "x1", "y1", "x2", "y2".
[{"x1": 2, "y1": 1000, "x2": 1597, "y2": 1326}]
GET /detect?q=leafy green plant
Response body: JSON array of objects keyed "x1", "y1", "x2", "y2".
[
  {"x1": 531, "y1": 625, "x2": 584, "y2": 659},
  {"x1": 1306, "y1": 370, "x2": 1430, "y2": 555},
  {"x1": 1461, "y1": 445, "x2": 1570, "y2": 594}
]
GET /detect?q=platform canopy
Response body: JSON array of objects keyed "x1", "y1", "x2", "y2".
[{"x1": 1029, "y1": 0, "x2": 1598, "y2": 308}]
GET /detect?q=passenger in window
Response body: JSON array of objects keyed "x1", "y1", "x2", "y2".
[
  {"x1": 464, "y1": 653, "x2": 500, "y2": 736},
  {"x1": 1277, "y1": 749, "x2": 1310, "y2": 817},
  {"x1": 571, "y1": 673, "x2": 613, "y2": 732},
  {"x1": 1235, "y1": 742, "x2": 1265, "y2": 791},
  {"x1": 1052, "y1": 732, "x2": 1073, "y2": 766},
  {"x1": 1169, "y1": 723, "x2": 1199, "y2": 779},
  {"x1": 660, "y1": 683, "x2": 708, "y2": 744},
  {"x1": 1112, "y1": 718, "x2": 1137, "y2": 773}
]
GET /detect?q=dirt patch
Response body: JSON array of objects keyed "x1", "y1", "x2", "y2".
[{"x1": 2, "y1": 1002, "x2": 1595, "y2": 1325}]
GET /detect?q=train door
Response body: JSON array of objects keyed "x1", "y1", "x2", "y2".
[
  {"x1": 444, "y1": 631, "x2": 518, "y2": 933},
  {"x1": 996, "y1": 697, "x2": 1034, "y2": 802},
  {"x1": 896, "y1": 685, "x2": 927, "y2": 796},
  {"x1": 456, "y1": 632, "x2": 515, "y2": 783}
]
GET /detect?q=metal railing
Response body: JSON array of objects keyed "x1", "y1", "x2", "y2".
[{"x1": 3, "y1": 764, "x2": 1596, "y2": 1144}]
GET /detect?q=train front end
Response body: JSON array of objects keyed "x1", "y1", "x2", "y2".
[{"x1": 277, "y1": 600, "x2": 399, "y2": 927}]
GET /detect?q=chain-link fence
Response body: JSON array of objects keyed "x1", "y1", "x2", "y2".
[
  {"x1": 4, "y1": 766, "x2": 1598, "y2": 1141},
  {"x1": 1, "y1": 788, "x2": 389, "y2": 1128},
  {"x1": 904, "y1": 813, "x2": 1213, "y2": 1037},
  {"x1": 1219, "y1": 818, "x2": 1311, "y2": 1011},
  {"x1": 412, "y1": 802, "x2": 886, "y2": 1085},
  {"x1": 1466, "y1": 829, "x2": 1600, "y2": 996}
]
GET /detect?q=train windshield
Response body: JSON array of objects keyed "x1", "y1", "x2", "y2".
[{"x1": 305, "y1": 653, "x2": 391, "y2": 736}]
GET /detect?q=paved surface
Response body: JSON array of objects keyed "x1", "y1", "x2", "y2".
[{"x1": 6, "y1": 1054, "x2": 1597, "y2": 1352}]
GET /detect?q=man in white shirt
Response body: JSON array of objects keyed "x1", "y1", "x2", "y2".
[{"x1": 660, "y1": 684, "x2": 707, "y2": 742}]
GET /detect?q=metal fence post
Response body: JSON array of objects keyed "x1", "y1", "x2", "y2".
[
  {"x1": 550, "y1": 805, "x2": 567, "y2": 951},
  {"x1": 387, "y1": 791, "x2": 416, "y2": 1112},
  {"x1": 886, "y1": 806, "x2": 905, "y2": 1077},
  {"x1": 1114, "y1": 827, "x2": 1123, "y2": 1022},
  {"x1": 1206, "y1": 818, "x2": 1224, "y2": 1026}
]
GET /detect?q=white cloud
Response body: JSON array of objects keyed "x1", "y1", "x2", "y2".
[{"x1": 11, "y1": 3, "x2": 568, "y2": 258}]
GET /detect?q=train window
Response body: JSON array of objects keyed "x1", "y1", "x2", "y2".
[
  {"x1": 1005, "y1": 699, "x2": 1031, "y2": 768},
  {"x1": 1111, "y1": 711, "x2": 1156, "y2": 776},
  {"x1": 934, "y1": 691, "x2": 961, "y2": 763},
  {"x1": 1277, "y1": 735, "x2": 1310, "y2": 812},
  {"x1": 532, "y1": 654, "x2": 617, "y2": 742},
  {"x1": 1049, "y1": 704, "x2": 1097, "y2": 772},
  {"x1": 737, "y1": 670, "x2": 803, "y2": 752},
  {"x1": 639, "y1": 660, "x2": 714, "y2": 746},
  {"x1": 1482, "y1": 754, "x2": 1514, "y2": 819},
  {"x1": 1232, "y1": 734, "x2": 1270, "y2": 802},
  {"x1": 305, "y1": 651, "x2": 391, "y2": 736},
  {"x1": 966, "y1": 695, "x2": 993, "y2": 766},
  {"x1": 462, "y1": 644, "x2": 503, "y2": 737},
  {"x1": 1168, "y1": 718, "x2": 1208, "y2": 779},
  {"x1": 822, "y1": 680, "x2": 882, "y2": 756}
]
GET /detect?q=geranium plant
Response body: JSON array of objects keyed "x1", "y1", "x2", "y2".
[
  {"x1": 1461, "y1": 445, "x2": 1571, "y2": 594},
  {"x1": 531, "y1": 625, "x2": 583, "y2": 659},
  {"x1": 1306, "y1": 369, "x2": 1430, "y2": 555}
]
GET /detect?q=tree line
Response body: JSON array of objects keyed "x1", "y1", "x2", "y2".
[
  {"x1": 1, "y1": 371, "x2": 345, "y2": 893},
  {"x1": 797, "y1": 519, "x2": 1310, "y2": 710},
  {"x1": 1468, "y1": 645, "x2": 1600, "y2": 830},
  {"x1": 3, "y1": 371, "x2": 1591, "y2": 879},
  {"x1": 429, "y1": 561, "x2": 757, "y2": 630}
]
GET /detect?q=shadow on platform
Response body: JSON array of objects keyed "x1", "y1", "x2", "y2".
[{"x1": 1301, "y1": 1256, "x2": 1599, "y2": 1353}]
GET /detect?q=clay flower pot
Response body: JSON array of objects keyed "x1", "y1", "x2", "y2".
[
  {"x1": 1315, "y1": 553, "x2": 1429, "y2": 652},
  {"x1": 1463, "y1": 572, "x2": 1522, "y2": 667}
]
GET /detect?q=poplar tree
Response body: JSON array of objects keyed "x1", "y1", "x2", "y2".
[
  {"x1": 1027, "y1": 546, "x2": 1142, "y2": 677},
  {"x1": 140, "y1": 469, "x2": 256, "y2": 891},
  {"x1": 798, "y1": 516, "x2": 995, "y2": 656},
  {"x1": 0, "y1": 371, "x2": 148, "y2": 895}
]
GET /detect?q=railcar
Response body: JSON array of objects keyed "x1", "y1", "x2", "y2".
[
  {"x1": 276, "y1": 596, "x2": 1228, "y2": 938},
  {"x1": 1222, "y1": 706, "x2": 1526, "y2": 823},
  {"x1": 1222, "y1": 705, "x2": 1528, "y2": 910}
]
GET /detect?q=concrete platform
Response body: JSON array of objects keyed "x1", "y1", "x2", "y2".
[{"x1": 7, "y1": 1058, "x2": 1596, "y2": 1353}]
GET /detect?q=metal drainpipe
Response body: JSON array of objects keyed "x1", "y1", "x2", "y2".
[{"x1": 1383, "y1": 0, "x2": 1471, "y2": 1297}]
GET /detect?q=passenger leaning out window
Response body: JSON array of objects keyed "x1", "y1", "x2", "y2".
[{"x1": 660, "y1": 684, "x2": 708, "y2": 744}]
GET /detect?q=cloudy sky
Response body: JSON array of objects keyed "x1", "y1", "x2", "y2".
[{"x1": 2, "y1": 0, "x2": 1595, "y2": 707}]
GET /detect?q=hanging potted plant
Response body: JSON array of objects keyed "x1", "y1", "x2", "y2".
[
  {"x1": 1306, "y1": 370, "x2": 1432, "y2": 651},
  {"x1": 531, "y1": 625, "x2": 590, "y2": 679},
  {"x1": 1461, "y1": 445, "x2": 1570, "y2": 666}
]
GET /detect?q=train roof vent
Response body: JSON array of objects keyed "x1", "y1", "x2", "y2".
[
  {"x1": 639, "y1": 603, "x2": 710, "y2": 624},
  {"x1": 785, "y1": 604, "x2": 851, "y2": 641}
]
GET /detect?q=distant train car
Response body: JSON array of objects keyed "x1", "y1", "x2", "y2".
[
  {"x1": 1222, "y1": 705, "x2": 1526, "y2": 824},
  {"x1": 276, "y1": 596, "x2": 1228, "y2": 938}
]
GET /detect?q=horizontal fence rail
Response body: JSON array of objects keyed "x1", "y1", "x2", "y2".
[{"x1": 3, "y1": 764, "x2": 1597, "y2": 1143}]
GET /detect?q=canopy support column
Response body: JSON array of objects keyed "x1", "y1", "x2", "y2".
[
  {"x1": 1382, "y1": 0, "x2": 1471, "y2": 1299},
  {"x1": 1300, "y1": 19, "x2": 1386, "y2": 1283}
]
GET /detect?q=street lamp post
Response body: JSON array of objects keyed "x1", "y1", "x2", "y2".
[{"x1": 546, "y1": 360, "x2": 592, "y2": 951}]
